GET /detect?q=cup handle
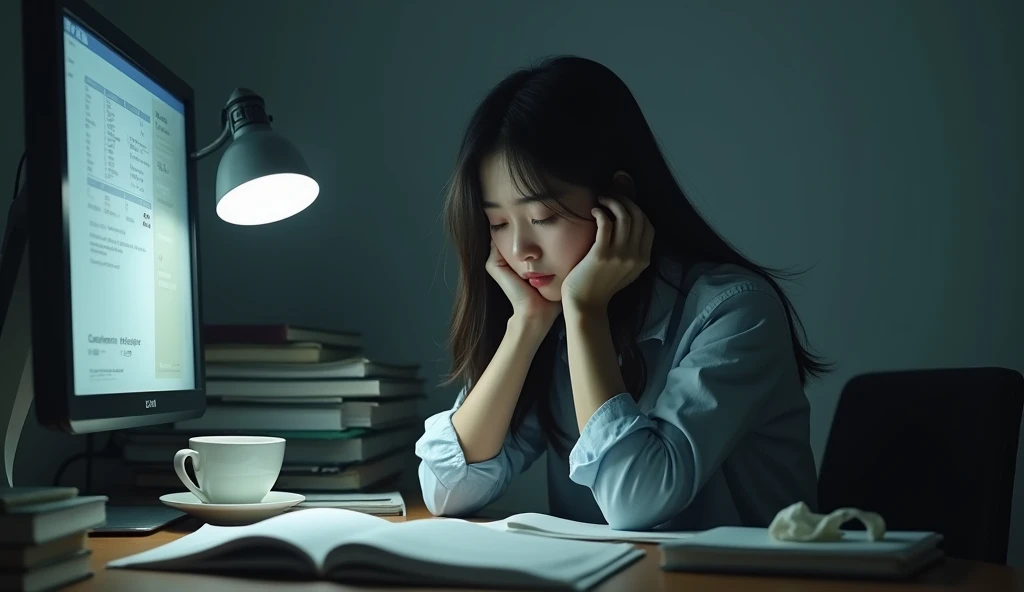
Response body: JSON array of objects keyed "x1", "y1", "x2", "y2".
[{"x1": 173, "y1": 448, "x2": 210, "y2": 503}]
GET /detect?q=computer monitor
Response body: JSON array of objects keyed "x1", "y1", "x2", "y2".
[{"x1": 1, "y1": 0, "x2": 205, "y2": 489}]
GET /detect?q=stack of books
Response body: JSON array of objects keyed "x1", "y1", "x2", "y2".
[
  {"x1": 121, "y1": 323, "x2": 423, "y2": 496},
  {"x1": 0, "y1": 487, "x2": 106, "y2": 591}
]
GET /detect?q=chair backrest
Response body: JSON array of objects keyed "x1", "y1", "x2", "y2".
[{"x1": 817, "y1": 367, "x2": 1023, "y2": 564}]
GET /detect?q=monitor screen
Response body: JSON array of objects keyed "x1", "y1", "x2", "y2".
[{"x1": 61, "y1": 13, "x2": 196, "y2": 396}]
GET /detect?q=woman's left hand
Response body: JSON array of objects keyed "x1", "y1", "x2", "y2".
[{"x1": 561, "y1": 196, "x2": 654, "y2": 313}]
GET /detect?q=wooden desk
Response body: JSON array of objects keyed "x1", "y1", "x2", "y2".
[{"x1": 67, "y1": 501, "x2": 1023, "y2": 592}]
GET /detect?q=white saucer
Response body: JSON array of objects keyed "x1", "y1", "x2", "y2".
[{"x1": 159, "y1": 491, "x2": 306, "y2": 526}]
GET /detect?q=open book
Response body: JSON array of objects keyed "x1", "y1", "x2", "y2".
[
  {"x1": 107, "y1": 508, "x2": 643, "y2": 590},
  {"x1": 483, "y1": 512, "x2": 694, "y2": 543}
]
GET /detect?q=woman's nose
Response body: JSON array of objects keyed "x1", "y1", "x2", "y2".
[{"x1": 511, "y1": 231, "x2": 541, "y2": 262}]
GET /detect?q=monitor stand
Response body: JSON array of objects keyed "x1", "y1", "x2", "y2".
[{"x1": 0, "y1": 182, "x2": 186, "y2": 535}]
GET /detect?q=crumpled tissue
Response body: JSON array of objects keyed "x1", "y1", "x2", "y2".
[{"x1": 768, "y1": 501, "x2": 886, "y2": 542}]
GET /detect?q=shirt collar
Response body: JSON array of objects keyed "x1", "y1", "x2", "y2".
[{"x1": 638, "y1": 257, "x2": 686, "y2": 343}]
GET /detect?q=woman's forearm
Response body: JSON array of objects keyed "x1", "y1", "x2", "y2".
[
  {"x1": 451, "y1": 315, "x2": 550, "y2": 463},
  {"x1": 563, "y1": 305, "x2": 627, "y2": 433}
]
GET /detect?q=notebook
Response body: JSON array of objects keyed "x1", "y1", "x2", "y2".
[
  {"x1": 0, "y1": 549, "x2": 93, "y2": 592},
  {"x1": 204, "y1": 342, "x2": 358, "y2": 364},
  {"x1": 205, "y1": 357, "x2": 420, "y2": 380},
  {"x1": 204, "y1": 377, "x2": 424, "y2": 398},
  {"x1": 0, "y1": 487, "x2": 79, "y2": 511},
  {"x1": 172, "y1": 397, "x2": 418, "y2": 431},
  {"x1": 293, "y1": 491, "x2": 406, "y2": 516},
  {"x1": 0, "y1": 496, "x2": 108, "y2": 545},
  {"x1": 0, "y1": 532, "x2": 88, "y2": 570},
  {"x1": 483, "y1": 512, "x2": 695, "y2": 543},
  {"x1": 107, "y1": 508, "x2": 644, "y2": 590},
  {"x1": 659, "y1": 526, "x2": 944, "y2": 579},
  {"x1": 203, "y1": 324, "x2": 362, "y2": 348}
]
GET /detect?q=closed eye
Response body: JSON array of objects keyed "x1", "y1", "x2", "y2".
[{"x1": 489, "y1": 216, "x2": 555, "y2": 231}]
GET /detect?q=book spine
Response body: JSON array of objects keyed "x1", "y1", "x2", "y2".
[{"x1": 203, "y1": 325, "x2": 288, "y2": 344}]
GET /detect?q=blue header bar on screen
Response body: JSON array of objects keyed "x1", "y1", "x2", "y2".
[{"x1": 63, "y1": 14, "x2": 184, "y2": 114}]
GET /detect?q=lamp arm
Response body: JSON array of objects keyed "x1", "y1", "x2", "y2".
[
  {"x1": 189, "y1": 89, "x2": 273, "y2": 162},
  {"x1": 190, "y1": 113, "x2": 230, "y2": 161}
]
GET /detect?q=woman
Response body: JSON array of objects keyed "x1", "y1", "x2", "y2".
[{"x1": 415, "y1": 55, "x2": 829, "y2": 531}]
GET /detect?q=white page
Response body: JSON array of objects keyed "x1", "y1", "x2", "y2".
[
  {"x1": 483, "y1": 512, "x2": 695, "y2": 543},
  {"x1": 107, "y1": 509, "x2": 393, "y2": 572},
  {"x1": 329, "y1": 517, "x2": 643, "y2": 588}
]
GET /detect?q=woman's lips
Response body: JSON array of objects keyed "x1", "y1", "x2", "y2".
[{"x1": 526, "y1": 274, "x2": 554, "y2": 287}]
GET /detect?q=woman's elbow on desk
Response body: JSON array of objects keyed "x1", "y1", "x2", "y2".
[
  {"x1": 599, "y1": 500, "x2": 679, "y2": 531},
  {"x1": 581, "y1": 438, "x2": 694, "y2": 531},
  {"x1": 417, "y1": 460, "x2": 491, "y2": 518},
  {"x1": 592, "y1": 481, "x2": 690, "y2": 531},
  {"x1": 420, "y1": 488, "x2": 488, "y2": 518},
  {"x1": 418, "y1": 461, "x2": 458, "y2": 516}
]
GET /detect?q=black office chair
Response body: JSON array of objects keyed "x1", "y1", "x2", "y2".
[{"x1": 817, "y1": 367, "x2": 1023, "y2": 564}]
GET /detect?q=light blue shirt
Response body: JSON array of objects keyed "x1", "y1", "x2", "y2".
[{"x1": 415, "y1": 258, "x2": 818, "y2": 531}]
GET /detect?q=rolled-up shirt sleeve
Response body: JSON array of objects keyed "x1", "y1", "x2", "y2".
[
  {"x1": 567, "y1": 286, "x2": 795, "y2": 530},
  {"x1": 416, "y1": 386, "x2": 547, "y2": 517}
]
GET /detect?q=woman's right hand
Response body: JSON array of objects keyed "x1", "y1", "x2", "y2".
[{"x1": 485, "y1": 241, "x2": 562, "y2": 329}]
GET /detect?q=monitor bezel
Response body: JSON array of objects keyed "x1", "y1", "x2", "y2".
[{"x1": 23, "y1": 0, "x2": 206, "y2": 433}]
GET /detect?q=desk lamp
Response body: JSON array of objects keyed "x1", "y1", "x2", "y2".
[{"x1": 194, "y1": 88, "x2": 319, "y2": 225}]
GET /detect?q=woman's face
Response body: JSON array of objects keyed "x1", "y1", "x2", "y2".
[{"x1": 480, "y1": 153, "x2": 597, "y2": 302}]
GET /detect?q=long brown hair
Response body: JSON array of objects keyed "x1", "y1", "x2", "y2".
[{"x1": 442, "y1": 56, "x2": 831, "y2": 455}]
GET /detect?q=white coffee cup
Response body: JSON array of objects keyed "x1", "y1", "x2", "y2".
[{"x1": 173, "y1": 435, "x2": 285, "y2": 504}]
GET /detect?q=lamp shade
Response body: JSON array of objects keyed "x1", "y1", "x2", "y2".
[{"x1": 214, "y1": 127, "x2": 319, "y2": 226}]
